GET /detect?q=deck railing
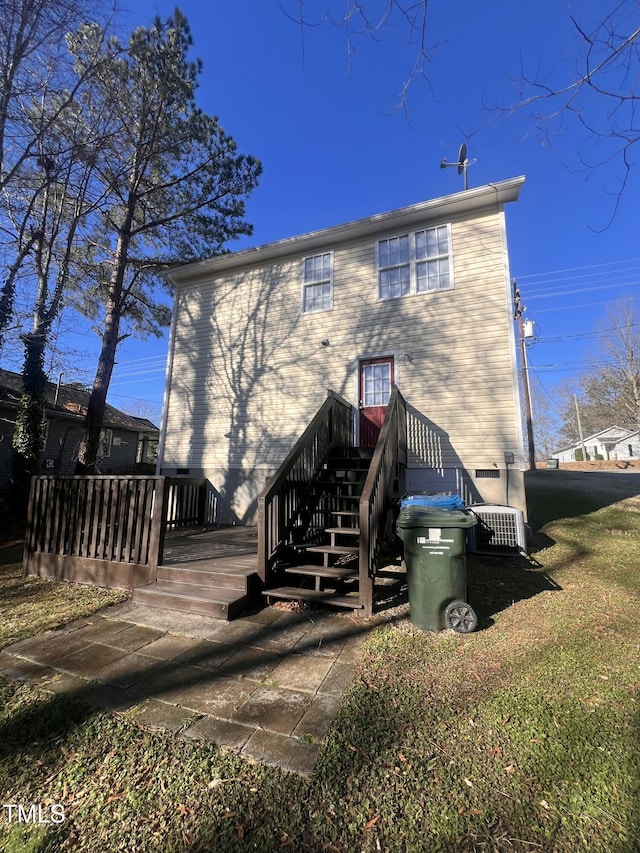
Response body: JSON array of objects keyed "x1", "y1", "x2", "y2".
[
  {"x1": 165, "y1": 478, "x2": 211, "y2": 528},
  {"x1": 23, "y1": 475, "x2": 169, "y2": 588},
  {"x1": 257, "y1": 390, "x2": 354, "y2": 582},
  {"x1": 359, "y1": 385, "x2": 407, "y2": 617}
]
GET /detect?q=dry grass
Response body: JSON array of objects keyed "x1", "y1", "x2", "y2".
[
  {"x1": 0, "y1": 543, "x2": 128, "y2": 651},
  {"x1": 1, "y1": 477, "x2": 639, "y2": 852}
]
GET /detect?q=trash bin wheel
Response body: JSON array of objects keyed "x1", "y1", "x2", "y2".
[{"x1": 444, "y1": 600, "x2": 477, "y2": 634}]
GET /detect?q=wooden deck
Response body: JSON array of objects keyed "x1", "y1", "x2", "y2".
[
  {"x1": 162, "y1": 524, "x2": 258, "y2": 566},
  {"x1": 133, "y1": 525, "x2": 260, "y2": 620}
]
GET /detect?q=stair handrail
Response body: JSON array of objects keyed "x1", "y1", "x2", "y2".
[
  {"x1": 257, "y1": 390, "x2": 354, "y2": 582},
  {"x1": 359, "y1": 385, "x2": 407, "y2": 617}
]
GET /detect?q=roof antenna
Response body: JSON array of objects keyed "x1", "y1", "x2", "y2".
[{"x1": 440, "y1": 143, "x2": 476, "y2": 190}]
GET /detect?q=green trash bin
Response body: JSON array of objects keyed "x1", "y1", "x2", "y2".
[{"x1": 396, "y1": 503, "x2": 478, "y2": 633}]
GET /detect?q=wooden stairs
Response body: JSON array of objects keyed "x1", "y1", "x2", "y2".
[
  {"x1": 133, "y1": 556, "x2": 259, "y2": 621},
  {"x1": 262, "y1": 448, "x2": 374, "y2": 614}
]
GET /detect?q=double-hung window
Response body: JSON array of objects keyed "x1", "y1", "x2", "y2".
[
  {"x1": 378, "y1": 235, "x2": 410, "y2": 299},
  {"x1": 378, "y1": 224, "x2": 452, "y2": 300},
  {"x1": 302, "y1": 252, "x2": 333, "y2": 313}
]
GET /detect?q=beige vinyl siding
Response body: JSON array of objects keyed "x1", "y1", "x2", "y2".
[{"x1": 162, "y1": 203, "x2": 523, "y2": 520}]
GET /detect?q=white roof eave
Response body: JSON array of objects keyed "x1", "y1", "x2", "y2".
[{"x1": 167, "y1": 176, "x2": 525, "y2": 285}]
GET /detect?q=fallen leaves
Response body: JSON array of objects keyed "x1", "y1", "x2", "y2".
[{"x1": 106, "y1": 792, "x2": 126, "y2": 805}]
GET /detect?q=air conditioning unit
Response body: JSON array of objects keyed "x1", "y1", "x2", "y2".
[{"x1": 467, "y1": 504, "x2": 527, "y2": 556}]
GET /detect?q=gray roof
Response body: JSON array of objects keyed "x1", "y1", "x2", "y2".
[{"x1": 0, "y1": 368, "x2": 159, "y2": 434}]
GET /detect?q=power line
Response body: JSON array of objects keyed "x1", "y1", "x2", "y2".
[
  {"x1": 113, "y1": 354, "x2": 167, "y2": 367},
  {"x1": 533, "y1": 299, "x2": 630, "y2": 314},
  {"x1": 533, "y1": 321, "x2": 640, "y2": 345},
  {"x1": 108, "y1": 391, "x2": 163, "y2": 405},
  {"x1": 111, "y1": 368, "x2": 167, "y2": 381},
  {"x1": 526, "y1": 281, "x2": 638, "y2": 301},
  {"x1": 517, "y1": 257, "x2": 640, "y2": 282},
  {"x1": 523, "y1": 268, "x2": 640, "y2": 293}
]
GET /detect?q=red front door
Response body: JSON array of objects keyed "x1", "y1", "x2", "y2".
[{"x1": 359, "y1": 356, "x2": 394, "y2": 447}]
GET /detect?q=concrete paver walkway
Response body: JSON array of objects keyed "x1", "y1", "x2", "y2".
[{"x1": 0, "y1": 601, "x2": 373, "y2": 776}]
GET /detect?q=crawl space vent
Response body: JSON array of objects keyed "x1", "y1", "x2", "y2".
[{"x1": 467, "y1": 504, "x2": 527, "y2": 556}]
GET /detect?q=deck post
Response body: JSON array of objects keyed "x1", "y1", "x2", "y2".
[
  {"x1": 149, "y1": 476, "x2": 169, "y2": 575},
  {"x1": 22, "y1": 475, "x2": 37, "y2": 577}
]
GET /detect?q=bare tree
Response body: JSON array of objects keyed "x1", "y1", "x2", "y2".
[
  {"x1": 284, "y1": 0, "x2": 434, "y2": 111},
  {"x1": 555, "y1": 297, "x2": 640, "y2": 444},
  {"x1": 511, "y1": 2, "x2": 640, "y2": 221},
  {"x1": 0, "y1": 0, "x2": 112, "y2": 350},
  {"x1": 592, "y1": 296, "x2": 640, "y2": 431},
  {"x1": 528, "y1": 379, "x2": 562, "y2": 460},
  {"x1": 0, "y1": 0, "x2": 117, "y2": 507},
  {"x1": 288, "y1": 2, "x2": 639, "y2": 211},
  {"x1": 9, "y1": 83, "x2": 119, "y2": 501}
]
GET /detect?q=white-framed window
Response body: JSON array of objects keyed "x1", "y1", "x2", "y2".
[
  {"x1": 362, "y1": 361, "x2": 392, "y2": 407},
  {"x1": 302, "y1": 252, "x2": 333, "y2": 313},
  {"x1": 378, "y1": 235, "x2": 410, "y2": 300},
  {"x1": 99, "y1": 428, "x2": 113, "y2": 458},
  {"x1": 378, "y1": 224, "x2": 452, "y2": 300}
]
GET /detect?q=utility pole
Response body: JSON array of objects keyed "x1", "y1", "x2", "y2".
[
  {"x1": 514, "y1": 280, "x2": 536, "y2": 470},
  {"x1": 574, "y1": 395, "x2": 587, "y2": 462}
]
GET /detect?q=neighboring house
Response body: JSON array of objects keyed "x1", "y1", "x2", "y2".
[
  {"x1": 615, "y1": 430, "x2": 640, "y2": 460},
  {"x1": 0, "y1": 368, "x2": 159, "y2": 491},
  {"x1": 552, "y1": 426, "x2": 640, "y2": 462},
  {"x1": 158, "y1": 176, "x2": 527, "y2": 525}
]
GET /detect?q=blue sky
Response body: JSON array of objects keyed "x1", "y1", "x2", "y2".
[{"x1": 43, "y1": 0, "x2": 640, "y2": 429}]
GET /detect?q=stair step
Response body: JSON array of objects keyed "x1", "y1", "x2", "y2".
[
  {"x1": 326, "y1": 494, "x2": 360, "y2": 502},
  {"x1": 327, "y1": 469, "x2": 368, "y2": 480},
  {"x1": 262, "y1": 586, "x2": 364, "y2": 610},
  {"x1": 330, "y1": 510, "x2": 360, "y2": 518},
  {"x1": 331, "y1": 482, "x2": 363, "y2": 491},
  {"x1": 324, "y1": 527, "x2": 360, "y2": 536},
  {"x1": 285, "y1": 565, "x2": 358, "y2": 580},
  {"x1": 133, "y1": 581, "x2": 249, "y2": 621},
  {"x1": 304, "y1": 545, "x2": 359, "y2": 555},
  {"x1": 156, "y1": 565, "x2": 251, "y2": 591},
  {"x1": 330, "y1": 447, "x2": 374, "y2": 461}
]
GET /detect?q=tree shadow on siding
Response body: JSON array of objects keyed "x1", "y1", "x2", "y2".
[
  {"x1": 405, "y1": 403, "x2": 485, "y2": 502},
  {"x1": 166, "y1": 263, "x2": 304, "y2": 524}
]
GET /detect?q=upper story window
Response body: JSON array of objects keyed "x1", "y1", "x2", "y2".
[
  {"x1": 302, "y1": 252, "x2": 333, "y2": 313},
  {"x1": 378, "y1": 224, "x2": 452, "y2": 300}
]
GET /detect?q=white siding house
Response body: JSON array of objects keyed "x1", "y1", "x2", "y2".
[
  {"x1": 553, "y1": 426, "x2": 640, "y2": 462},
  {"x1": 158, "y1": 177, "x2": 527, "y2": 524}
]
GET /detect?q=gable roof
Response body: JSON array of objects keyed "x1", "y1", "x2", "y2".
[
  {"x1": 553, "y1": 425, "x2": 636, "y2": 453},
  {"x1": 0, "y1": 368, "x2": 159, "y2": 434},
  {"x1": 166, "y1": 176, "x2": 526, "y2": 286}
]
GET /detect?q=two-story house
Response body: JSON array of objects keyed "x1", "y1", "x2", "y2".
[{"x1": 158, "y1": 176, "x2": 527, "y2": 540}]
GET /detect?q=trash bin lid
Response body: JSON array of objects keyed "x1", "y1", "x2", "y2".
[
  {"x1": 400, "y1": 493, "x2": 465, "y2": 511},
  {"x1": 396, "y1": 506, "x2": 477, "y2": 529}
]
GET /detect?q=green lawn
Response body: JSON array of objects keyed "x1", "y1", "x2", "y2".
[{"x1": 1, "y1": 477, "x2": 639, "y2": 852}]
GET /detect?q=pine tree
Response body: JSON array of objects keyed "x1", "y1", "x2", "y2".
[{"x1": 71, "y1": 10, "x2": 261, "y2": 472}]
